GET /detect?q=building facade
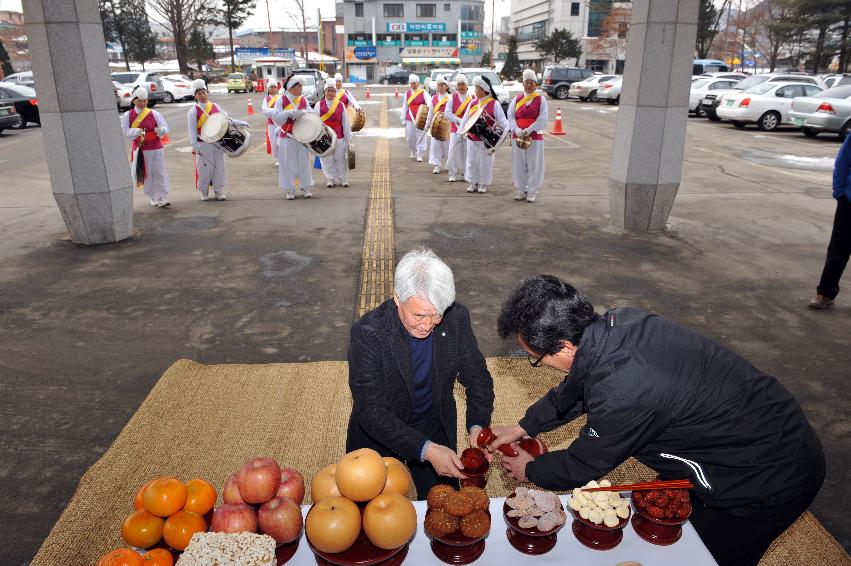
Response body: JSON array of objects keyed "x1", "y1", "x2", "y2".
[{"x1": 336, "y1": 0, "x2": 486, "y2": 82}]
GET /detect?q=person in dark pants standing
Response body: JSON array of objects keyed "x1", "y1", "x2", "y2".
[
  {"x1": 810, "y1": 134, "x2": 851, "y2": 309},
  {"x1": 346, "y1": 248, "x2": 495, "y2": 498},
  {"x1": 491, "y1": 276, "x2": 825, "y2": 566}
]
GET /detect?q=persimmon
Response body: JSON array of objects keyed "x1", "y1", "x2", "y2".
[
  {"x1": 97, "y1": 547, "x2": 143, "y2": 566},
  {"x1": 162, "y1": 510, "x2": 206, "y2": 551},
  {"x1": 142, "y1": 477, "x2": 187, "y2": 517},
  {"x1": 134, "y1": 479, "x2": 157, "y2": 510},
  {"x1": 141, "y1": 548, "x2": 174, "y2": 566},
  {"x1": 121, "y1": 509, "x2": 164, "y2": 548},
  {"x1": 183, "y1": 478, "x2": 216, "y2": 515}
]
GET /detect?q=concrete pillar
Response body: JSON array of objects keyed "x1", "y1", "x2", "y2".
[
  {"x1": 608, "y1": 0, "x2": 698, "y2": 231},
  {"x1": 23, "y1": 0, "x2": 133, "y2": 244}
]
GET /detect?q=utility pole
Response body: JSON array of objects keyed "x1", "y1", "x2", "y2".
[
  {"x1": 489, "y1": 0, "x2": 496, "y2": 68},
  {"x1": 318, "y1": 8, "x2": 324, "y2": 72},
  {"x1": 266, "y1": 0, "x2": 274, "y2": 52}
]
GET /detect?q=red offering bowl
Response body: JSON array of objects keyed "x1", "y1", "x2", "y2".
[
  {"x1": 475, "y1": 428, "x2": 548, "y2": 457},
  {"x1": 569, "y1": 505, "x2": 630, "y2": 551},
  {"x1": 630, "y1": 492, "x2": 692, "y2": 546},
  {"x1": 428, "y1": 510, "x2": 490, "y2": 565},
  {"x1": 502, "y1": 492, "x2": 566, "y2": 555},
  {"x1": 307, "y1": 529, "x2": 408, "y2": 566},
  {"x1": 459, "y1": 448, "x2": 489, "y2": 489}
]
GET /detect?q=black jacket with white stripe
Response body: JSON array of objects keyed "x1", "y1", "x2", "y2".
[{"x1": 521, "y1": 307, "x2": 825, "y2": 511}]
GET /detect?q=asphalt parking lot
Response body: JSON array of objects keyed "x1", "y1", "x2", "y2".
[{"x1": 0, "y1": 85, "x2": 849, "y2": 564}]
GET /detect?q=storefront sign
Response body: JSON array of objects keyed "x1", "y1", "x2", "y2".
[
  {"x1": 399, "y1": 46, "x2": 460, "y2": 57},
  {"x1": 345, "y1": 46, "x2": 377, "y2": 63},
  {"x1": 386, "y1": 22, "x2": 447, "y2": 33},
  {"x1": 460, "y1": 31, "x2": 480, "y2": 39},
  {"x1": 234, "y1": 47, "x2": 296, "y2": 59},
  {"x1": 387, "y1": 22, "x2": 406, "y2": 32}
]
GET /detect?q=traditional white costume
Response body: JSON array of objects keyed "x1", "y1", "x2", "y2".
[
  {"x1": 273, "y1": 76, "x2": 314, "y2": 198},
  {"x1": 427, "y1": 75, "x2": 451, "y2": 174},
  {"x1": 445, "y1": 74, "x2": 472, "y2": 182},
  {"x1": 315, "y1": 78, "x2": 352, "y2": 187},
  {"x1": 334, "y1": 73, "x2": 361, "y2": 109},
  {"x1": 120, "y1": 87, "x2": 171, "y2": 207},
  {"x1": 261, "y1": 80, "x2": 281, "y2": 165},
  {"x1": 461, "y1": 75, "x2": 508, "y2": 193},
  {"x1": 508, "y1": 69, "x2": 549, "y2": 201},
  {"x1": 187, "y1": 80, "x2": 233, "y2": 200},
  {"x1": 399, "y1": 74, "x2": 431, "y2": 161}
]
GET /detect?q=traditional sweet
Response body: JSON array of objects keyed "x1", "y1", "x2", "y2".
[
  {"x1": 459, "y1": 510, "x2": 491, "y2": 538},
  {"x1": 460, "y1": 486, "x2": 489, "y2": 512},
  {"x1": 424, "y1": 509, "x2": 460, "y2": 536},
  {"x1": 427, "y1": 484, "x2": 456, "y2": 510},
  {"x1": 504, "y1": 488, "x2": 567, "y2": 532},
  {"x1": 175, "y1": 532, "x2": 276, "y2": 566},
  {"x1": 443, "y1": 492, "x2": 475, "y2": 517}
]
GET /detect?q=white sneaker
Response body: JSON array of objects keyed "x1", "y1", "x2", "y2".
[
  {"x1": 200, "y1": 194, "x2": 209, "y2": 201},
  {"x1": 416, "y1": 156, "x2": 423, "y2": 162},
  {"x1": 157, "y1": 200, "x2": 171, "y2": 208},
  {"x1": 149, "y1": 199, "x2": 158, "y2": 206},
  {"x1": 304, "y1": 191, "x2": 313, "y2": 198},
  {"x1": 286, "y1": 193, "x2": 295, "y2": 200},
  {"x1": 410, "y1": 152, "x2": 416, "y2": 159},
  {"x1": 477, "y1": 185, "x2": 487, "y2": 193},
  {"x1": 526, "y1": 194, "x2": 537, "y2": 203},
  {"x1": 514, "y1": 192, "x2": 528, "y2": 201},
  {"x1": 466, "y1": 185, "x2": 477, "y2": 193},
  {"x1": 275, "y1": 161, "x2": 279, "y2": 167},
  {"x1": 216, "y1": 194, "x2": 226, "y2": 201},
  {"x1": 341, "y1": 181, "x2": 349, "y2": 187},
  {"x1": 448, "y1": 176, "x2": 456, "y2": 182},
  {"x1": 326, "y1": 181, "x2": 334, "y2": 188},
  {"x1": 432, "y1": 166, "x2": 440, "y2": 174}
]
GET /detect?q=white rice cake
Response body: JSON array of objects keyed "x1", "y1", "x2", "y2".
[{"x1": 176, "y1": 532, "x2": 277, "y2": 566}]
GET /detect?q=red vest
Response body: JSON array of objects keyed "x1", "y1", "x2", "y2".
[
  {"x1": 319, "y1": 97, "x2": 345, "y2": 138},
  {"x1": 129, "y1": 108, "x2": 163, "y2": 151},
  {"x1": 432, "y1": 93, "x2": 449, "y2": 115},
  {"x1": 195, "y1": 103, "x2": 220, "y2": 135},
  {"x1": 450, "y1": 92, "x2": 471, "y2": 133},
  {"x1": 466, "y1": 97, "x2": 495, "y2": 142},
  {"x1": 513, "y1": 93, "x2": 544, "y2": 141},
  {"x1": 340, "y1": 90, "x2": 351, "y2": 107},
  {"x1": 279, "y1": 94, "x2": 308, "y2": 137},
  {"x1": 405, "y1": 89, "x2": 426, "y2": 122}
]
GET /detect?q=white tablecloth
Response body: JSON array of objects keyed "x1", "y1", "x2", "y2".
[{"x1": 289, "y1": 496, "x2": 719, "y2": 565}]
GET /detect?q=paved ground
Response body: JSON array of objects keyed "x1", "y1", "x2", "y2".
[{"x1": 1, "y1": 86, "x2": 849, "y2": 564}]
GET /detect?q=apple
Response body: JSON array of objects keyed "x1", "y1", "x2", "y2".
[
  {"x1": 310, "y1": 464, "x2": 341, "y2": 504},
  {"x1": 223, "y1": 473, "x2": 246, "y2": 505},
  {"x1": 335, "y1": 448, "x2": 387, "y2": 502},
  {"x1": 237, "y1": 457, "x2": 282, "y2": 505},
  {"x1": 381, "y1": 457, "x2": 412, "y2": 497},
  {"x1": 210, "y1": 503, "x2": 258, "y2": 534},
  {"x1": 305, "y1": 496, "x2": 361, "y2": 554},
  {"x1": 258, "y1": 496, "x2": 303, "y2": 546},
  {"x1": 363, "y1": 493, "x2": 417, "y2": 550},
  {"x1": 276, "y1": 467, "x2": 305, "y2": 505}
]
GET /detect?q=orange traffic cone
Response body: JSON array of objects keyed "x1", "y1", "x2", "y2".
[
  {"x1": 247, "y1": 98, "x2": 255, "y2": 115},
  {"x1": 366, "y1": 87, "x2": 371, "y2": 99},
  {"x1": 550, "y1": 106, "x2": 565, "y2": 135},
  {"x1": 394, "y1": 87, "x2": 399, "y2": 98}
]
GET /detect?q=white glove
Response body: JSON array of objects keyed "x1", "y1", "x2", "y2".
[
  {"x1": 154, "y1": 127, "x2": 166, "y2": 137},
  {"x1": 131, "y1": 128, "x2": 143, "y2": 137},
  {"x1": 235, "y1": 120, "x2": 250, "y2": 128}
]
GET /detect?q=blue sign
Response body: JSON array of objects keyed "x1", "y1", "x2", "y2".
[
  {"x1": 235, "y1": 47, "x2": 296, "y2": 58},
  {"x1": 354, "y1": 45, "x2": 377, "y2": 58}
]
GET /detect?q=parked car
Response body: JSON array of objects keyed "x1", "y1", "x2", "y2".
[
  {"x1": 699, "y1": 71, "x2": 748, "y2": 81},
  {"x1": 378, "y1": 70, "x2": 411, "y2": 85},
  {"x1": 821, "y1": 74, "x2": 851, "y2": 88},
  {"x1": 456, "y1": 67, "x2": 511, "y2": 112},
  {"x1": 596, "y1": 76, "x2": 623, "y2": 104},
  {"x1": 789, "y1": 85, "x2": 851, "y2": 141},
  {"x1": 700, "y1": 73, "x2": 826, "y2": 121},
  {"x1": 301, "y1": 75, "x2": 319, "y2": 105},
  {"x1": 292, "y1": 68, "x2": 327, "y2": 85},
  {"x1": 111, "y1": 71, "x2": 166, "y2": 106},
  {"x1": 0, "y1": 101, "x2": 21, "y2": 133},
  {"x1": 113, "y1": 80, "x2": 135, "y2": 109},
  {"x1": 1, "y1": 71, "x2": 34, "y2": 88},
  {"x1": 569, "y1": 74, "x2": 617, "y2": 102},
  {"x1": 715, "y1": 81, "x2": 823, "y2": 131},
  {"x1": 542, "y1": 67, "x2": 595, "y2": 99},
  {"x1": 693, "y1": 59, "x2": 729, "y2": 74},
  {"x1": 226, "y1": 72, "x2": 253, "y2": 93},
  {"x1": 0, "y1": 83, "x2": 39, "y2": 128},
  {"x1": 426, "y1": 68, "x2": 457, "y2": 93},
  {"x1": 689, "y1": 77, "x2": 740, "y2": 117},
  {"x1": 161, "y1": 74, "x2": 194, "y2": 102}
]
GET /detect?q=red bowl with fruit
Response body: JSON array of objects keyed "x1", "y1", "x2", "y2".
[{"x1": 630, "y1": 489, "x2": 692, "y2": 546}]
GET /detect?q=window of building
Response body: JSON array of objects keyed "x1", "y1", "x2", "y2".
[
  {"x1": 516, "y1": 20, "x2": 546, "y2": 43},
  {"x1": 405, "y1": 33, "x2": 430, "y2": 46},
  {"x1": 460, "y1": 21, "x2": 482, "y2": 37},
  {"x1": 377, "y1": 33, "x2": 402, "y2": 46},
  {"x1": 444, "y1": 3, "x2": 451, "y2": 10},
  {"x1": 587, "y1": 0, "x2": 613, "y2": 37},
  {"x1": 461, "y1": 5, "x2": 483, "y2": 20},
  {"x1": 432, "y1": 34, "x2": 456, "y2": 46},
  {"x1": 383, "y1": 3, "x2": 404, "y2": 17},
  {"x1": 347, "y1": 33, "x2": 371, "y2": 46},
  {"x1": 417, "y1": 4, "x2": 436, "y2": 17},
  {"x1": 584, "y1": 59, "x2": 608, "y2": 72},
  {"x1": 355, "y1": 2, "x2": 364, "y2": 16},
  {"x1": 570, "y1": 2, "x2": 580, "y2": 16}
]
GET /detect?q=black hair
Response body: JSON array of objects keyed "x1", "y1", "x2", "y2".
[{"x1": 497, "y1": 275, "x2": 599, "y2": 355}]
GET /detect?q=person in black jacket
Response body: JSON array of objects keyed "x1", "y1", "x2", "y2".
[
  {"x1": 491, "y1": 275, "x2": 825, "y2": 566},
  {"x1": 346, "y1": 248, "x2": 495, "y2": 498}
]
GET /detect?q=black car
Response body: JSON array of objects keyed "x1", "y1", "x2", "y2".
[
  {"x1": 542, "y1": 67, "x2": 594, "y2": 99},
  {"x1": 0, "y1": 101, "x2": 21, "y2": 133},
  {"x1": 378, "y1": 70, "x2": 411, "y2": 85},
  {"x1": 0, "y1": 83, "x2": 39, "y2": 128}
]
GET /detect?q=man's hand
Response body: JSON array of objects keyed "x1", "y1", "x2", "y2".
[
  {"x1": 501, "y1": 445, "x2": 533, "y2": 482},
  {"x1": 425, "y1": 443, "x2": 466, "y2": 479},
  {"x1": 486, "y1": 424, "x2": 527, "y2": 452}
]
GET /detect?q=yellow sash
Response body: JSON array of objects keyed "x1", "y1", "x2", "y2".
[
  {"x1": 131, "y1": 107, "x2": 151, "y2": 129},
  {"x1": 454, "y1": 94, "x2": 471, "y2": 117},
  {"x1": 469, "y1": 96, "x2": 493, "y2": 116},
  {"x1": 284, "y1": 95, "x2": 302, "y2": 111},
  {"x1": 433, "y1": 95, "x2": 448, "y2": 112},
  {"x1": 267, "y1": 94, "x2": 280, "y2": 108},
  {"x1": 515, "y1": 91, "x2": 540, "y2": 111},
  {"x1": 407, "y1": 88, "x2": 424, "y2": 105},
  {"x1": 196, "y1": 102, "x2": 213, "y2": 132},
  {"x1": 320, "y1": 93, "x2": 343, "y2": 121}
]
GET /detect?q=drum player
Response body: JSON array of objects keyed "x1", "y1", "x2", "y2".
[
  {"x1": 314, "y1": 78, "x2": 352, "y2": 188},
  {"x1": 261, "y1": 79, "x2": 281, "y2": 167},
  {"x1": 120, "y1": 86, "x2": 171, "y2": 208},
  {"x1": 187, "y1": 79, "x2": 249, "y2": 201},
  {"x1": 426, "y1": 75, "x2": 451, "y2": 175},
  {"x1": 507, "y1": 69, "x2": 549, "y2": 203},
  {"x1": 444, "y1": 74, "x2": 472, "y2": 184},
  {"x1": 272, "y1": 74, "x2": 314, "y2": 200},
  {"x1": 460, "y1": 75, "x2": 508, "y2": 194},
  {"x1": 334, "y1": 73, "x2": 361, "y2": 110},
  {"x1": 399, "y1": 74, "x2": 431, "y2": 162}
]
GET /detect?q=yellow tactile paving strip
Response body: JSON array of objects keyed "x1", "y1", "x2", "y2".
[{"x1": 357, "y1": 97, "x2": 395, "y2": 317}]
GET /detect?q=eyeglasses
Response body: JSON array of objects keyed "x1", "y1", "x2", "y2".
[{"x1": 528, "y1": 352, "x2": 547, "y2": 367}]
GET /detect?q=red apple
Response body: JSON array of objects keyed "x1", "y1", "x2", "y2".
[
  {"x1": 276, "y1": 467, "x2": 305, "y2": 505},
  {"x1": 210, "y1": 503, "x2": 258, "y2": 534},
  {"x1": 258, "y1": 496, "x2": 303, "y2": 545},
  {"x1": 223, "y1": 473, "x2": 245, "y2": 505},
  {"x1": 237, "y1": 457, "x2": 282, "y2": 504}
]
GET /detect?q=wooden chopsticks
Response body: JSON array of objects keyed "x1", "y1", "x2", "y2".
[{"x1": 581, "y1": 479, "x2": 694, "y2": 493}]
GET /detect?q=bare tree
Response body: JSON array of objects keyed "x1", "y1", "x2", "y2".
[
  {"x1": 146, "y1": 0, "x2": 210, "y2": 73},
  {"x1": 285, "y1": 0, "x2": 310, "y2": 63}
]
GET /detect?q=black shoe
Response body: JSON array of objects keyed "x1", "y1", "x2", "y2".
[{"x1": 808, "y1": 295, "x2": 835, "y2": 309}]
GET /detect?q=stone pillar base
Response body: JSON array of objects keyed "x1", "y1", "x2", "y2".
[{"x1": 608, "y1": 179, "x2": 680, "y2": 231}]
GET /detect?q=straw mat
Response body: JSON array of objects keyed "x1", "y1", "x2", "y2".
[{"x1": 32, "y1": 358, "x2": 850, "y2": 565}]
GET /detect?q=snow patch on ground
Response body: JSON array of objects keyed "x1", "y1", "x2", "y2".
[{"x1": 354, "y1": 127, "x2": 406, "y2": 138}]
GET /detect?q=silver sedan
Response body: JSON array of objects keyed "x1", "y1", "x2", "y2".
[
  {"x1": 788, "y1": 85, "x2": 851, "y2": 141},
  {"x1": 596, "y1": 76, "x2": 623, "y2": 105},
  {"x1": 569, "y1": 75, "x2": 618, "y2": 102}
]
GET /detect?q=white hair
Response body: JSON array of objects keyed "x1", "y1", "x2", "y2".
[{"x1": 394, "y1": 248, "x2": 456, "y2": 315}]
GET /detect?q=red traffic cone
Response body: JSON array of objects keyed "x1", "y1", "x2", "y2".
[
  {"x1": 394, "y1": 87, "x2": 399, "y2": 98},
  {"x1": 550, "y1": 106, "x2": 565, "y2": 135},
  {"x1": 247, "y1": 98, "x2": 255, "y2": 115},
  {"x1": 366, "y1": 87, "x2": 371, "y2": 99}
]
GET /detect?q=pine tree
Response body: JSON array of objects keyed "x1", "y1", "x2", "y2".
[
  {"x1": 186, "y1": 28, "x2": 215, "y2": 71},
  {"x1": 212, "y1": 0, "x2": 256, "y2": 71},
  {"x1": 123, "y1": 0, "x2": 157, "y2": 69},
  {"x1": 534, "y1": 28, "x2": 582, "y2": 65},
  {"x1": 501, "y1": 36, "x2": 522, "y2": 81},
  {"x1": 0, "y1": 40, "x2": 13, "y2": 78}
]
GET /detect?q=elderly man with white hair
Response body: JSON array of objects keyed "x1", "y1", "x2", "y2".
[
  {"x1": 272, "y1": 74, "x2": 314, "y2": 199},
  {"x1": 314, "y1": 78, "x2": 352, "y2": 187},
  {"x1": 426, "y1": 75, "x2": 452, "y2": 174},
  {"x1": 121, "y1": 86, "x2": 171, "y2": 207},
  {"x1": 261, "y1": 79, "x2": 281, "y2": 166},
  {"x1": 460, "y1": 75, "x2": 508, "y2": 193},
  {"x1": 334, "y1": 73, "x2": 361, "y2": 109},
  {"x1": 444, "y1": 73, "x2": 472, "y2": 183},
  {"x1": 399, "y1": 74, "x2": 431, "y2": 161},
  {"x1": 346, "y1": 248, "x2": 495, "y2": 498},
  {"x1": 507, "y1": 68, "x2": 549, "y2": 202}
]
